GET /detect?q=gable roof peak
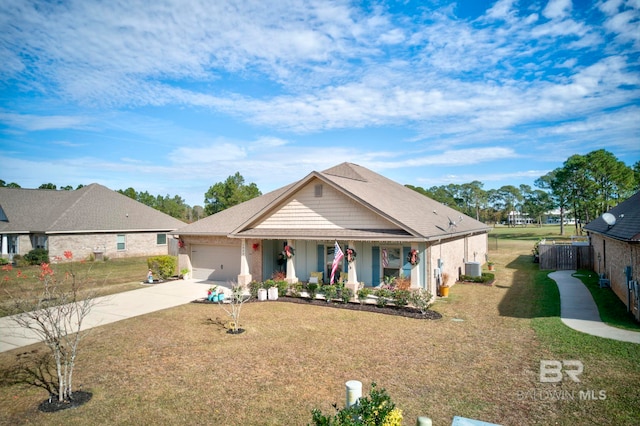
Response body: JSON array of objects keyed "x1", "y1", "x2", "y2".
[{"x1": 322, "y1": 162, "x2": 367, "y2": 182}]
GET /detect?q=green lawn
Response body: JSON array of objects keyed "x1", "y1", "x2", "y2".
[
  {"x1": 0, "y1": 257, "x2": 150, "y2": 317},
  {"x1": 572, "y1": 271, "x2": 640, "y2": 331},
  {"x1": 531, "y1": 269, "x2": 640, "y2": 425}
]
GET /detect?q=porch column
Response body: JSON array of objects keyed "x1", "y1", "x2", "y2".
[
  {"x1": 285, "y1": 240, "x2": 298, "y2": 284},
  {"x1": 346, "y1": 241, "x2": 358, "y2": 293},
  {"x1": 237, "y1": 239, "x2": 252, "y2": 286},
  {"x1": 410, "y1": 243, "x2": 420, "y2": 289},
  {"x1": 1, "y1": 235, "x2": 7, "y2": 256}
]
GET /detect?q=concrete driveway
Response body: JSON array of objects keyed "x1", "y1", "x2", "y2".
[{"x1": 0, "y1": 279, "x2": 220, "y2": 353}]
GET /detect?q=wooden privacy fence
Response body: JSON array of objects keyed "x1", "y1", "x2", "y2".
[{"x1": 539, "y1": 244, "x2": 593, "y2": 270}]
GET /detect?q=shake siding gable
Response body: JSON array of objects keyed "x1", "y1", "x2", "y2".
[{"x1": 255, "y1": 180, "x2": 400, "y2": 231}]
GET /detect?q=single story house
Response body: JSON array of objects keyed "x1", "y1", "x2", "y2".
[
  {"x1": 173, "y1": 163, "x2": 490, "y2": 296},
  {"x1": 0, "y1": 184, "x2": 186, "y2": 261},
  {"x1": 584, "y1": 191, "x2": 640, "y2": 321}
]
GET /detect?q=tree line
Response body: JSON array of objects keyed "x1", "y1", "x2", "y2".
[
  {"x1": 2, "y1": 149, "x2": 638, "y2": 227},
  {"x1": 0, "y1": 172, "x2": 261, "y2": 223},
  {"x1": 407, "y1": 149, "x2": 639, "y2": 234}
]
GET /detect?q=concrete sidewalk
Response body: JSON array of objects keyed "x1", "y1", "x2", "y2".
[
  {"x1": 548, "y1": 270, "x2": 640, "y2": 344},
  {"x1": 0, "y1": 279, "x2": 215, "y2": 353}
]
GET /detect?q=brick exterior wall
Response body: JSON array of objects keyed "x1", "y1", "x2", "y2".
[
  {"x1": 426, "y1": 233, "x2": 488, "y2": 295},
  {"x1": 590, "y1": 233, "x2": 640, "y2": 315},
  {"x1": 47, "y1": 232, "x2": 171, "y2": 260}
]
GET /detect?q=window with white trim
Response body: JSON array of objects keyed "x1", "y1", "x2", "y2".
[
  {"x1": 156, "y1": 233, "x2": 167, "y2": 245},
  {"x1": 117, "y1": 234, "x2": 126, "y2": 251}
]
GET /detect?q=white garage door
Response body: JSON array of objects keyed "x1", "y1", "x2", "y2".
[{"x1": 191, "y1": 244, "x2": 241, "y2": 282}]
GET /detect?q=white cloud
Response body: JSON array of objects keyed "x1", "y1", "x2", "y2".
[
  {"x1": 53, "y1": 140, "x2": 87, "y2": 148},
  {"x1": 2, "y1": 0, "x2": 636, "y2": 138},
  {"x1": 249, "y1": 137, "x2": 290, "y2": 149},
  {"x1": 0, "y1": 112, "x2": 91, "y2": 131},
  {"x1": 378, "y1": 28, "x2": 405, "y2": 44},
  {"x1": 486, "y1": 0, "x2": 517, "y2": 20},
  {"x1": 170, "y1": 143, "x2": 247, "y2": 163},
  {"x1": 604, "y1": 9, "x2": 640, "y2": 45},
  {"x1": 402, "y1": 147, "x2": 520, "y2": 167},
  {"x1": 542, "y1": 0, "x2": 572, "y2": 20},
  {"x1": 599, "y1": 0, "x2": 625, "y2": 16},
  {"x1": 0, "y1": 0, "x2": 638, "y2": 201}
]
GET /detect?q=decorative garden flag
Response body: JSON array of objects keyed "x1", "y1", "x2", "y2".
[
  {"x1": 330, "y1": 241, "x2": 344, "y2": 284},
  {"x1": 382, "y1": 248, "x2": 389, "y2": 268}
]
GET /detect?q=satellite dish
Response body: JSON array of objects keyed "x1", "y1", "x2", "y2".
[
  {"x1": 445, "y1": 215, "x2": 463, "y2": 232},
  {"x1": 602, "y1": 212, "x2": 616, "y2": 226}
]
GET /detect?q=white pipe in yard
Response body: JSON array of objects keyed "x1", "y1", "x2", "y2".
[{"x1": 345, "y1": 380, "x2": 362, "y2": 408}]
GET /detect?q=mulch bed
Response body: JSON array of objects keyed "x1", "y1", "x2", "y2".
[
  {"x1": 194, "y1": 296, "x2": 442, "y2": 320},
  {"x1": 38, "y1": 391, "x2": 92, "y2": 413}
]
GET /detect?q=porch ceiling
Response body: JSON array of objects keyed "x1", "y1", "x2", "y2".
[{"x1": 231, "y1": 228, "x2": 420, "y2": 241}]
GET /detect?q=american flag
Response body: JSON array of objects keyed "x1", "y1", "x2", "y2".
[
  {"x1": 382, "y1": 248, "x2": 389, "y2": 268},
  {"x1": 330, "y1": 241, "x2": 344, "y2": 284}
]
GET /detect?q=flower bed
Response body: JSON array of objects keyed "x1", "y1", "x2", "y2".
[{"x1": 275, "y1": 296, "x2": 442, "y2": 320}]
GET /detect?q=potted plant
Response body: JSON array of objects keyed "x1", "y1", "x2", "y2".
[
  {"x1": 487, "y1": 261, "x2": 495, "y2": 271},
  {"x1": 180, "y1": 268, "x2": 190, "y2": 279},
  {"x1": 207, "y1": 285, "x2": 219, "y2": 302},
  {"x1": 439, "y1": 272, "x2": 450, "y2": 297}
]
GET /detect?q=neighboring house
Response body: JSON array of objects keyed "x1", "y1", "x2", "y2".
[
  {"x1": 507, "y1": 211, "x2": 535, "y2": 225},
  {"x1": 173, "y1": 163, "x2": 490, "y2": 297},
  {"x1": 584, "y1": 191, "x2": 640, "y2": 321},
  {"x1": 0, "y1": 184, "x2": 185, "y2": 261}
]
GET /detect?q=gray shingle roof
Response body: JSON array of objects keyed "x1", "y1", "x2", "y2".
[
  {"x1": 175, "y1": 162, "x2": 490, "y2": 241},
  {"x1": 0, "y1": 184, "x2": 185, "y2": 233},
  {"x1": 317, "y1": 163, "x2": 489, "y2": 240},
  {"x1": 584, "y1": 191, "x2": 640, "y2": 242}
]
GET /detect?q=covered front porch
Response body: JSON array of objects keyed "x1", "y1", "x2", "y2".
[{"x1": 234, "y1": 238, "x2": 432, "y2": 294}]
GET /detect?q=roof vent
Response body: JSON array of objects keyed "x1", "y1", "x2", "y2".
[{"x1": 315, "y1": 184, "x2": 323, "y2": 198}]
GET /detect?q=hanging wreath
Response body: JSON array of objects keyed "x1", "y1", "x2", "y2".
[
  {"x1": 178, "y1": 239, "x2": 185, "y2": 248},
  {"x1": 284, "y1": 245, "x2": 295, "y2": 258},
  {"x1": 407, "y1": 249, "x2": 420, "y2": 265},
  {"x1": 346, "y1": 248, "x2": 357, "y2": 263}
]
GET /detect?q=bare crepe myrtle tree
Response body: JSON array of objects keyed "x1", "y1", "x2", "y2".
[
  {"x1": 4, "y1": 251, "x2": 100, "y2": 402},
  {"x1": 218, "y1": 283, "x2": 250, "y2": 334}
]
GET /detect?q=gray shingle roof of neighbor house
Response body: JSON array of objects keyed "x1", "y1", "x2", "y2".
[
  {"x1": 0, "y1": 184, "x2": 185, "y2": 234},
  {"x1": 174, "y1": 162, "x2": 490, "y2": 241},
  {"x1": 584, "y1": 190, "x2": 640, "y2": 242}
]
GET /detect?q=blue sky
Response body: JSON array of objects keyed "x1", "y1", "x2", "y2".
[{"x1": 1, "y1": 0, "x2": 639, "y2": 207}]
